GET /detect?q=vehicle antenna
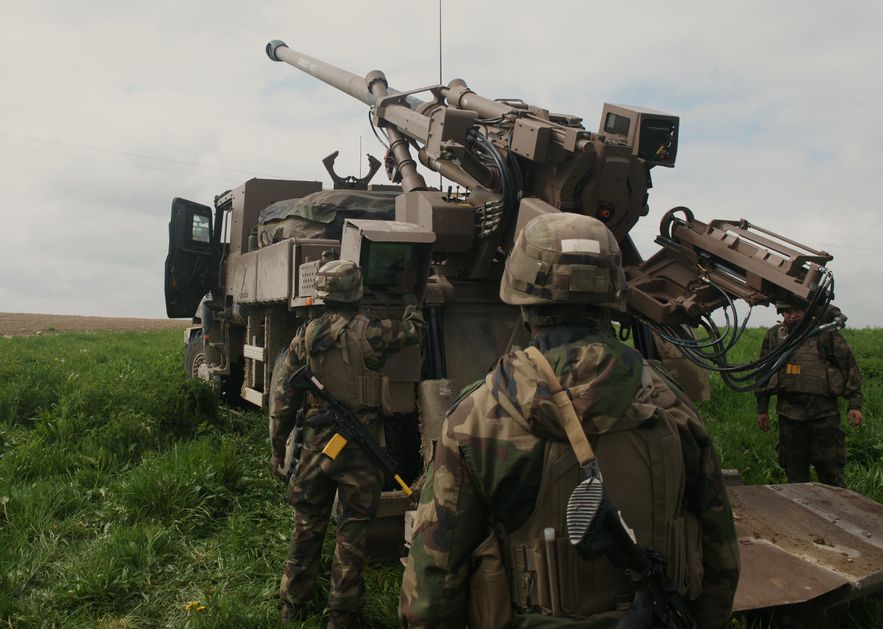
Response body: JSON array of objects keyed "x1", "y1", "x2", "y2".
[{"x1": 438, "y1": 0, "x2": 443, "y2": 189}]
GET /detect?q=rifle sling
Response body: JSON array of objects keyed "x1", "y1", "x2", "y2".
[{"x1": 524, "y1": 346, "x2": 596, "y2": 468}]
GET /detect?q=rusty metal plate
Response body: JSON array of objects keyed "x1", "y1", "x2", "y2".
[
  {"x1": 729, "y1": 483, "x2": 883, "y2": 612},
  {"x1": 734, "y1": 538, "x2": 848, "y2": 611}
]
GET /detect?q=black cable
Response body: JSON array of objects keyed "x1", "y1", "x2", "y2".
[
  {"x1": 637, "y1": 268, "x2": 837, "y2": 392},
  {"x1": 368, "y1": 111, "x2": 390, "y2": 150}
]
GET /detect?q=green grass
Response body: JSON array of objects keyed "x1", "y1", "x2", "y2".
[
  {"x1": 0, "y1": 330, "x2": 400, "y2": 627},
  {"x1": 697, "y1": 328, "x2": 883, "y2": 501},
  {"x1": 0, "y1": 327, "x2": 880, "y2": 627}
]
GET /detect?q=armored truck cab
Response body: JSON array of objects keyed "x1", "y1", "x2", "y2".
[{"x1": 165, "y1": 176, "x2": 446, "y2": 407}]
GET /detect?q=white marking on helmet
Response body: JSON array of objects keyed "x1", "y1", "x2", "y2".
[{"x1": 561, "y1": 238, "x2": 600, "y2": 253}]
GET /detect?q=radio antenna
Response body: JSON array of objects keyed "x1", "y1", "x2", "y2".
[
  {"x1": 438, "y1": 0, "x2": 443, "y2": 84},
  {"x1": 438, "y1": 0, "x2": 443, "y2": 188}
]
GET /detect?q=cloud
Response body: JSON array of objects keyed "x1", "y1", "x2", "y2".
[{"x1": 0, "y1": 0, "x2": 880, "y2": 326}]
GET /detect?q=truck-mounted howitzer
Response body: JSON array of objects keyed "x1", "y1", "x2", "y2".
[
  {"x1": 163, "y1": 41, "x2": 883, "y2": 618},
  {"x1": 266, "y1": 40, "x2": 840, "y2": 391}
]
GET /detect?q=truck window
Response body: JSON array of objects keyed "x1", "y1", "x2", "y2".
[{"x1": 191, "y1": 214, "x2": 211, "y2": 243}]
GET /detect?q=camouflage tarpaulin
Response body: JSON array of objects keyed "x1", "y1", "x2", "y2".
[{"x1": 258, "y1": 190, "x2": 399, "y2": 246}]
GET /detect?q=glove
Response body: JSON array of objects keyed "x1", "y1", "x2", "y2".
[{"x1": 423, "y1": 283, "x2": 445, "y2": 306}]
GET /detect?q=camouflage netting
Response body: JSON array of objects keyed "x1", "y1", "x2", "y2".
[{"x1": 258, "y1": 190, "x2": 399, "y2": 246}]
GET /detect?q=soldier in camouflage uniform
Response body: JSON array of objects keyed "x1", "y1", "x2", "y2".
[
  {"x1": 269, "y1": 259, "x2": 425, "y2": 629},
  {"x1": 756, "y1": 300, "x2": 863, "y2": 487},
  {"x1": 400, "y1": 213, "x2": 740, "y2": 629}
]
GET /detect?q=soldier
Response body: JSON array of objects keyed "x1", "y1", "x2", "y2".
[
  {"x1": 400, "y1": 213, "x2": 740, "y2": 629},
  {"x1": 756, "y1": 300, "x2": 864, "y2": 487},
  {"x1": 270, "y1": 259, "x2": 424, "y2": 629}
]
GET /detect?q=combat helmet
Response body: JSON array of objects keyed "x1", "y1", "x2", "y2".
[
  {"x1": 500, "y1": 213, "x2": 627, "y2": 311},
  {"x1": 315, "y1": 260, "x2": 363, "y2": 303},
  {"x1": 774, "y1": 297, "x2": 808, "y2": 313}
]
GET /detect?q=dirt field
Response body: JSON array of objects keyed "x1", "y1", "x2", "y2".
[{"x1": 0, "y1": 312, "x2": 191, "y2": 337}]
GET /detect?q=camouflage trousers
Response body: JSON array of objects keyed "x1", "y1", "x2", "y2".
[
  {"x1": 777, "y1": 415, "x2": 846, "y2": 487},
  {"x1": 279, "y1": 422, "x2": 383, "y2": 612}
]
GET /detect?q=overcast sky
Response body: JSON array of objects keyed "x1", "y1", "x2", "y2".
[{"x1": 1, "y1": 1, "x2": 880, "y2": 327}]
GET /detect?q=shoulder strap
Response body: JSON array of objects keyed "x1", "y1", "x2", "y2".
[
  {"x1": 524, "y1": 346, "x2": 597, "y2": 467},
  {"x1": 819, "y1": 330, "x2": 836, "y2": 364}
]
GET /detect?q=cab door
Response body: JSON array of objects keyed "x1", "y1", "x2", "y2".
[{"x1": 164, "y1": 198, "x2": 215, "y2": 318}]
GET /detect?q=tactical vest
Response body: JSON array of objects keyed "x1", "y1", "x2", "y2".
[
  {"x1": 305, "y1": 313, "x2": 383, "y2": 411},
  {"x1": 480, "y1": 357, "x2": 703, "y2": 624},
  {"x1": 767, "y1": 327, "x2": 843, "y2": 397}
]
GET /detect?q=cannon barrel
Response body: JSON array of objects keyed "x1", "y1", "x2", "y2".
[{"x1": 266, "y1": 40, "x2": 421, "y2": 109}]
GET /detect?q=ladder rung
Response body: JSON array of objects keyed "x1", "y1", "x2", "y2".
[
  {"x1": 242, "y1": 387, "x2": 264, "y2": 406},
  {"x1": 243, "y1": 344, "x2": 266, "y2": 362}
]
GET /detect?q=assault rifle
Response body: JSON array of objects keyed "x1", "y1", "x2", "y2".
[
  {"x1": 613, "y1": 543, "x2": 696, "y2": 629},
  {"x1": 290, "y1": 364, "x2": 413, "y2": 496},
  {"x1": 568, "y1": 471, "x2": 696, "y2": 629}
]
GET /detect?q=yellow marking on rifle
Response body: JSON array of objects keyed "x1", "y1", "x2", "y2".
[
  {"x1": 322, "y1": 433, "x2": 348, "y2": 460},
  {"x1": 394, "y1": 474, "x2": 413, "y2": 496}
]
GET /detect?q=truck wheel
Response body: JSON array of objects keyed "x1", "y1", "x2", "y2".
[{"x1": 184, "y1": 330, "x2": 210, "y2": 381}]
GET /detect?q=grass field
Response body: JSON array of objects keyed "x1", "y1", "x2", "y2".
[{"x1": 0, "y1": 327, "x2": 880, "y2": 627}]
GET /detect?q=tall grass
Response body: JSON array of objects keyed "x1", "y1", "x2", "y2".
[
  {"x1": 0, "y1": 328, "x2": 880, "y2": 627},
  {"x1": 0, "y1": 330, "x2": 401, "y2": 627},
  {"x1": 697, "y1": 329, "x2": 883, "y2": 502}
]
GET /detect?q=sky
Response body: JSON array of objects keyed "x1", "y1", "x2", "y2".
[{"x1": 0, "y1": 1, "x2": 880, "y2": 327}]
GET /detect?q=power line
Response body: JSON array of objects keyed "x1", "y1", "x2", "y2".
[
  {"x1": 0, "y1": 131, "x2": 291, "y2": 180},
  {"x1": 0, "y1": 143, "x2": 242, "y2": 182}
]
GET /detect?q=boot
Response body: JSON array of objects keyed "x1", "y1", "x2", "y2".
[
  {"x1": 326, "y1": 610, "x2": 363, "y2": 629},
  {"x1": 281, "y1": 601, "x2": 307, "y2": 625}
]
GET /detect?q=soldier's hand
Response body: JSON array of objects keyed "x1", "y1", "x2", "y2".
[
  {"x1": 757, "y1": 413, "x2": 772, "y2": 432},
  {"x1": 423, "y1": 283, "x2": 445, "y2": 306},
  {"x1": 270, "y1": 455, "x2": 287, "y2": 482},
  {"x1": 848, "y1": 409, "x2": 864, "y2": 428}
]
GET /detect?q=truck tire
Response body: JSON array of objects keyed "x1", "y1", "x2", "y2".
[
  {"x1": 184, "y1": 330, "x2": 243, "y2": 404},
  {"x1": 184, "y1": 330, "x2": 208, "y2": 380}
]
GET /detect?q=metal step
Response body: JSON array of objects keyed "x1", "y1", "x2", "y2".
[
  {"x1": 242, "y1": 386, "x2": 264, "y2": 407},
  {"x1": 244, "y1": 344, "x2": 266, "y2": 362}
]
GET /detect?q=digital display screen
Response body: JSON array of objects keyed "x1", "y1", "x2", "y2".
[{"x1": 363, "y1": 242, "x2": 420, "y2": 293}]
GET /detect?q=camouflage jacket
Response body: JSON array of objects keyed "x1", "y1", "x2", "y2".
[
  {"x1": 755, "y1": 325, "x2": 863, "y2": 420},
  {"x1": 270, "y1": 305, "x2": 425, "y2": 458},
  {"x1": 400, "y1": 325, "x2": 740, "y2": 629}
]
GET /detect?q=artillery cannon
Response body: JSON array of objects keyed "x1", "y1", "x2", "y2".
[{"x1": 265, "y1": 39, "x2": 839, "y2": 392}]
